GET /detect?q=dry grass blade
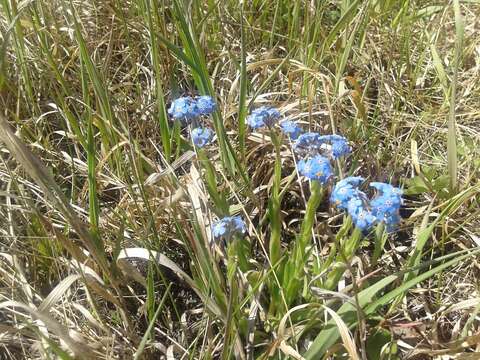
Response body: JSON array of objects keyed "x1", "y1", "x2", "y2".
[
  {"x1": 117, "y1": 247, "x2": 222, "y2": 317},
  {"x1": 321, "y1": 305, "x2": 360, "y2": 360},
  {"x1": 0, "y1": 301, "x2": 98, "y2": 358},
  {"x1": 0, "y1": 115, "x2": 110, "y2": 277},
  {"x1": 38, "y1": 274, "x2": 82, "y2": 312}
]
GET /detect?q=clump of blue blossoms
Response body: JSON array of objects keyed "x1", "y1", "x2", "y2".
[
  {"x1": 247, "y1": 106, "x2": 281, "y2": 129},
  {"x1": 168, "y1": 95, "x2": 217, "y2": 123},
  {"x1": 292, "y1": 132, "x2": 323, "y2": 156},
  {"x1": 370, "y1": 182, "x2": 403, "y2": 231},
  {"x1": 297, "y1": 155, "x2": 333, "y2": 184},
  {"x1": 293, "y1": 132, "x2": 350, "y2": 159},
  {"x1": 280, "y1": 120, "x2": 302, "y2": 140},
  {"x1": 196, "y1": 95, "x2": 217, "y2": 115},
  {"x1": 347, "y1": 197, "x2": 378, "y2": 231},
  {"x1": 330, "y1": 176, "x2": 365, "y2": 210},
  {"x1": 191, "y1": 127, "x2": 214, "y2": 148},
  {"x1": 168, "y1": 96, "x2": 199, "y2": 121},
  {"x1": 212, "y1": 216, "x2": 247, "y2": 240},
  {"x1": 318, "y1": 134, "x2": 351, "y2": 159},
  {"x1": 330, "y1": 177, "x2": 403, "y2": 231}
]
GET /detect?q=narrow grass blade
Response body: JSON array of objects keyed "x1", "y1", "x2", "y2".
[
  {"x1": 447, "y1": 0, "x2": 464, "y2": 193},
  {"x1": 304, "y1": 247, "x2": 480, "y2": 359},
  {"x1": 142, "y1": 0, "x2": 171, "y2": 159},
  {"x1": 0, "y1": 115, "x2": 110, "y2": 277},
  {"x1": 134, "y1": 284, "x2": 172, "y2": 360},
  {"x1": 238, "y1": 6, "x2": 248, "y2": 159}
]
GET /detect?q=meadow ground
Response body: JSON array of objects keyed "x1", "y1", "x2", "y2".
[{"x1": 0, "y1": 0, "x2": 479, "y2": 359}]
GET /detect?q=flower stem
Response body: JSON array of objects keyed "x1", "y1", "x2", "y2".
[
  {"x1": 197, "y1": 149, "x2": 229, "y2": 215},
  {"x1": 324, "y1": 226, "x2": 362, "y2": 290},
  {"x1": 284, "y1": 180, "x2": 324, "y2": 306},
  {"x1": 268, "y1": 130, "x2": 282, "y2": 267}
]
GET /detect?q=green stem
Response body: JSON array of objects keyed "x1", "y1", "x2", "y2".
[
  {"x1": 197, "y1": 148, "x2": 229, "y2": 215},
  {"x1": 268, "y1": 131, "x2": 282, "y2": 266},
  {"x1": 372, "y1": 223, "x2": 387, "y2": 266},
  {"x1": 284, "y1": 180, "x2": 324, "y2": 306},
  {"x1": 324, "y1": 226, "x2": 362, "y2": 290}
]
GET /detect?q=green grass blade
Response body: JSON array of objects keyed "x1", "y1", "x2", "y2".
[
  {"x1": 237, "y1": 7, "x2": 248, "y2": 159},
  {"x1": 447, "y1": 0, "x2": 464, "y2": 193},
  {"x1": 142, "y1": 0, "x2": 172, "y2": 159},
  {"x1": 304, "y1": 247, "x2": 480, "y2": 359},
  {"x1": 134, "y1": 284, "x2": 172, "y2": 360}
]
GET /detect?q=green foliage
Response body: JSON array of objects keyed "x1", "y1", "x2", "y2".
[{"x1": 0, "y1": 0, "x2": 479, "y2": 358}]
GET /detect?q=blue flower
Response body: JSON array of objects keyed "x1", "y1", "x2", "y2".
[
  {"x1": 247, "y1": 106, "x2": 281, "y2": 129},
  {"x1": 280, "y1": 120, "x2": 302, "y2": 140},
  {"x1": 191, "y1": 127, "x2": 213, "y2": 148},
  {"x1": 212, "y1": 216, "x2": 247, "y2": 240},
  {"x1": 331, "y1": 138, "x2": 351, "y2": 158},
  {"x1": 196, "y1": 95, "x2": 217, "y2": 115},
  {"x1": 294, "y1": 133, "x2": 351, "y2": 159},
  {"x1": 293, "y1": 132, "x2": 323, "y2": 156},
  {"x1": 347, "y1": 198, "x2": 377, "y2": 231},
  {"x1": 318, "y1": 135, "x2": 351, "y2": 159},
  {"x1": 370, "y1": 182, "x2": 403, "y2": 230},
  {"x1": 330, "y1": 176, "x2": 365, "y2": 210},
  {"x1": 168, "y1": 97, "x2": 199, "y2": 121},
  {"x1": 297, "y1": 155, "x2": 333, "y2": 184}
]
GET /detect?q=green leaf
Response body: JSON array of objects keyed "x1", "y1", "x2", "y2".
[{"x1": 304, "y1": 247, "x2": 480, "y2": 359}]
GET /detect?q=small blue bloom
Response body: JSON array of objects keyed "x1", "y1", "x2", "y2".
[
  {"x1": 294, "y1": 133, "x2": 350, "y2": 159},
  {"x1": 293, "y1": 132, "x2": 324, "y2": 156},
  {"x1": 280, "y1": 120, "x2": 302, "y2": 140},
  {"x1": 297, "y1": 155, "x2": 333, "y2": 184},
  {"x1": 331, "y1": 138, "x2": 351, "y2": 158},
  {"x1": 247, "y1": 106, "x2": 281, "y2": 129},
  {"x1": 370, "y1": 182, "x2": 403, "y2": 230},
  {"x1": 196, "y1": 95, "x2": 217, "y2": 115},
  {"x1": 212, "y1": 216, "x2": 247, "y2": 240},
  {"x1": 370, "y1": 182, "x2": 403, "y2": 197},
  {"x1": 212, "y1": 220, "x2": 227, "y2": 238},
  {"x1": 191, "y1": 127, "x2": 214, "y2": 148},
  {"x1": 330, "y1": 176, "x2": 365, "y2": 210},
  {"x1": 318, "y1": 134, "x2": 351, "y2": 159},
  {"x1": 168, "y1": 97, "x2": 199, "y2": 121},
  {"x1": 347, "y1": 198, "x2": 377, "y2": 231}
]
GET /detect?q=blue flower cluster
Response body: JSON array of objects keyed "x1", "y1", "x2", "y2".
[
  {"x1": 168, "y1": 95, "x2": 217, "y2": 122},
  {"x1": 370, "y1": 182, "x2": 403, "y2": 229},
  {"x1": 196, "y1": 96, "x2": 217, "y2": 115},
  {"x1": 293, "y1": 132, "x2": 350, "y2": 160},
  {"x1": 297, "y1": 155, "x2": 333, "y2": 184},
  {"x1": 288, "y1": 131, "x2": 350, "y2": 185},
  {"x1": 247, "y1": 106, "x2": 281, "y2": 129},
  {"x1": 212, "y1": 216, "x2": 247, "y2": 240},
  {"x1": 280, "y1": 120, "x2": 302, "y2": 140},
  {"x1": 192, "y1": 127, "x2": 214, "y2": 148},
  {"x1": 330, "y1": 177, "x2": 403, "y2": 231},
  {"x1": 330, "y1": 177, "x2": 365, "y2": 210},
  {"x1": 169, "y1": 95, "x2": 217, "y2": 148}
]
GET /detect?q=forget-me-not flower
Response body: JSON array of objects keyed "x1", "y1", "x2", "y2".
[
  {"x1": 280, "y1": 120, "x2": 302, "y2": 140},
  {"x1": 297, "y1": 155, "x2": 333, "y2": 184},
  {"x1": 347, "y1": 197, "x2": 377, "y2": 231},
  {"x1": 293, "y1": 133, "x2": 351, "y2": 159},
  {"x1": 212, "y1": 216, "x2": 247, "y2": 240},
  {"x1": 330, "y1": 176, "x2": 365, "y2": 210},
  {"x1": 370, "y1": 182, "x2": 403, "y2": 230},
  {"x1": 331, "y1": 178, "x2": 403, "y2": 232},
  {"x1": 196, "y1": 95, "x2": 217, "y2": 115},
  {"x1": 191, "y1": 127, "x2": 213, "y2": 148},
  {"x1": 293, "y1": 132, "x2": 324, "y2": 156},
  {"x1": 168, "y1": 96, "x2": 199, "y2": 121},
  {"x1": 318, "y1": 134, "x2": 351, "y2": 159},
  {"x1": 247, "y1": 106, "x2": 281, "y2": 129}
]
